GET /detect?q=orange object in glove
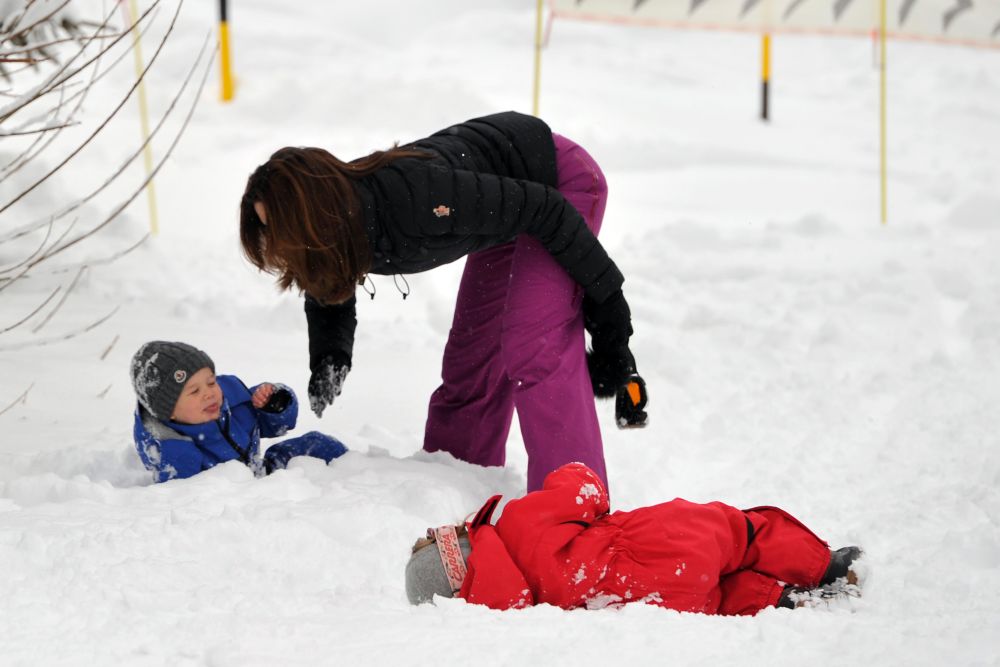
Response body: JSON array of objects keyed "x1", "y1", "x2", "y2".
[{"x1": 615, "y1": 374, "x2": 648, "y2": 429}]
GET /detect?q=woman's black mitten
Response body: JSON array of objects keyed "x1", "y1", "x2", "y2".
[
  {"x1": 583, "y1": 291, "x2": 633, "y2": 349},
  {"x1": 615, "y1": 373, "x2": 649, "y2": 428},
  {"x1": 586, "y1": 345, "x2": 637, "y2": 398},
  {"x1": 308, "y1": 353, "x2": 351, "y2": 418},
  {"x1": 583, "y1": 291, "x2": 635, "y2": 397}
]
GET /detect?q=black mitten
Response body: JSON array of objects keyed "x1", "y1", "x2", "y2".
[
  {"x1": 584, "y1": 291, "x2": 635, "y2": 397},
  {"x1": 304, "y1": 294, "x2": 356, "y2": 417},
  {"x1": 586, "y1": 346, "x2": 637, "y2": 397},
  {"x1": 260, "y1": 388, "x2": 293, "y2": 413},
  {"x1": 615, "y1": 374, "x2": 648, "y2": 428},
  {"x1": 583, "y1": 291, "x2": 633, "y2": 354},
  {"x1": 308, "y1": 353, "x2": 351, "y2": 418}
]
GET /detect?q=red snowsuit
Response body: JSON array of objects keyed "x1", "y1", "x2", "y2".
[{"x1": 458, "y1": 463, "x2": 832, "y2": 615}]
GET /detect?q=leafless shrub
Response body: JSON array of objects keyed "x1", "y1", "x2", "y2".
[{"x1": 0, "y1": 0, "x2": 214, "y2": 354}]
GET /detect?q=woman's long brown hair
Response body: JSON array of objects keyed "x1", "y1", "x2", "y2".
[{"x1": 239, "y1": 145, "x2": 429, "y2": 305}]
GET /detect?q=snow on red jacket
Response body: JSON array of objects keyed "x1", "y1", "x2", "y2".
[{"x1": 458, "y1": 462, "x2": 756, "y2": 613}]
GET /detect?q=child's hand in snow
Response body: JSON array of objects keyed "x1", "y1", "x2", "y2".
[{"x1": 252, "y1": 383, "x2": 275, "y2": 409}]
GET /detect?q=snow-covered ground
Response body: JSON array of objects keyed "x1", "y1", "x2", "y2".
[{"x1": 2, "y1": 1, "x2": 999, "y2": 665}]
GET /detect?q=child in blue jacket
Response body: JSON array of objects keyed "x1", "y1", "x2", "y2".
[{"x1": 130, "y1": 340, "x2": 347, "y2": 482}]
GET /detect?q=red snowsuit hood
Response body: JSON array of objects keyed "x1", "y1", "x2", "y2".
[
  {"x1": 458, "y1": 499, "x2": 534, "y2": 610},
  {"x1": 458, "y1": 463, "x2": 612, "y2": 610}
]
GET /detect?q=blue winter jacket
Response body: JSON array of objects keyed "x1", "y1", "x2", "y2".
[{"x1": 133, "y1": 374, "x2": 297, "y2": 483}]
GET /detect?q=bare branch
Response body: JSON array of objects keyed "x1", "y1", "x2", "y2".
[
  {"x1": 0, "y1": 21, "x2": 134, "y2": 178},
  {"x1": 1, "y1": 0, "x2": 43, "y2": 39},
  {"x1": 0, "y1": 305, "x2": 119, "y2": 351},
  {"x1": 0, "y1": 56, "x2": 48, "y2": 64},
  {"x1": 0, "y1": 216, "x2": 79, "y2": 277},
  {"x1": 100, "y1": 333, "x2": 119, "y2": 360},
  {"x1": 18, "y1": 35, "x2": 214, "y2": 268},
  {"x1": 0, "y1": 32, "x2": 116, "y2": 58},
  {"x1": 0, "y1": 0, "x2": 149, "y2": 123},
  {"x1": 0, "y1": 214, "x2": 56, "y2": 272},
  {"x1": 0, "y1": 0, "x2": 181, "y2": 215},
  {"x1": 31, "y1": 264, "x2": 86, "y2": 332},
  {"x1": 2, "y1": 24, "x2": 206, "y2": 240},
  {"x1": 0, "y1": 84, "x2": 69, "y2": 174},
  {"x1": 0, "y1": 76, "x2": 83, "y2": 136},
  {"x1": 0, "y1": 1, "x2": 76, "y2": 81},
  {"x1": 0, "y1": 262, "x2": 33, "y2": 293},
  {"x1": 41, "y1": 232, "x2": 149, "y2": 277},
  {"x1": 0, "y1": 285, "x2": 60, "y2": 333},
  {"x1": 0, "y1": 383, "x2": 34, "y2": 418},
  {"x1": 0, "y1": 1, "x2": 204, "y2": 345},
  {"x1": 2, "y1": 0, "x2": 73, "y2": 44},
  {"x1": 0, "y1": 118, "x2": 75, "y2": 135},
  {"x1": 0, "y1": 229, "x2": 144, "y2": 303},
  {"x1": 29, "y1": 3, "x2": 156, "y2": 110},
  {"x1": 0, "y1": 25, "x2": 136, "y2": 178}
]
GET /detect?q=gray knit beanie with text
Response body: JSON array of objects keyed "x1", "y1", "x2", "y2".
[
  {"x1": 130, "y1": 341, "x2": 215, "y2": 420},
  {"x1": 405, "y1": 535, "x2": 472, "y2": 605}
]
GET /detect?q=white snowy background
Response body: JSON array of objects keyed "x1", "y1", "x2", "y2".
[{"x1": 2, "y1": 1, "x2": 999, "y2": 665}]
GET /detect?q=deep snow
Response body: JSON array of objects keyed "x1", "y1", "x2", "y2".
[{"x1": 1, "y1": 1, "x2": 999, "y2": 665}]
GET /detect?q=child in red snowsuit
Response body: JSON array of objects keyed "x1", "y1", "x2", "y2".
[{"x1": 405, "y1": 463, "x2": 862, "y2": 615}]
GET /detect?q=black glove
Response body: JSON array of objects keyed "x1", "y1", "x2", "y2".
[
  {"x1": 260, "y1": 387, "x2": 293, "y2": 414},
  {"x1": 583, "y1": 290, "x2": 633, "y2": 351},
  {"x1": 304, "y1": 294, "x2": 356, "y2": 417},
  {"x1": 583, "y1": 291, "x2": 635, "y2": 397},
  {"x1": 308, "y1": 353, "x2": 351, "y2": 418},
  {"x1": 587, "y1": 345, "x2": 638, "y2": 398},
  {"x1": 615, "y1": 374, "x2": 649, "y2": 428}
]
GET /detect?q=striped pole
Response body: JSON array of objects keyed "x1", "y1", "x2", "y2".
[
  {"x1": 219, "y1": 0, "x2": 234, "y2": 101},
  {"x1": 760, "y1": 32, "x2": 771, "y2": 121},
  {"x1": 532, "y1": 0, "x2": 544, "y2": 116},
  {"x1": 879, "y1": 0, "x2": 887, "y2": 224},
  {"x1": 123, "y1": 0, "x2": 159, "y2": 235}
]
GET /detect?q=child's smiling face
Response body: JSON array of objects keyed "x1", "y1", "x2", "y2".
[{"x1": 170, "y1": 367, "x2": 223, "y2": 424}]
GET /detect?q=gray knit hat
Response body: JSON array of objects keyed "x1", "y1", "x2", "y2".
[
  {"x1": 405, "y1": 534, "x2": 472, "y2": 605},
  {"x1": 130, "y1": 341, "x2": 215, "y2": 420}
]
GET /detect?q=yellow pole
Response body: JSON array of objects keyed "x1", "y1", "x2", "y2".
[
  {"x1": 532, "y1": 0, "x2": 543, "y2": 116},
  {"x1": 761, "y1": 33, "x2": 771, "y2": 121},
  {"x1": 126, "y1": 0, "x2": 159, "y2": 236},
  {"x1": 879, "y1": 0, "x2": 887, "y2": 224},
  {"x1": 219, "y1": 22, "x2": 234, "y2": 101},
  {"x1": 219, "y1": 0, "x2": 234, "y2": 101}
]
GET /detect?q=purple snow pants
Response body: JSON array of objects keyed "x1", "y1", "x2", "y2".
[{"x1": 423, "y1": 134, "x2": 609, "y2": 491}]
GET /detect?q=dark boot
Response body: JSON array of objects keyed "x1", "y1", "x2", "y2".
[
  {"x1": 821, "y1": 546, "x2": 863, "y2": 586},
  {"x1": 777, "y1": 585, "x2": 802, "y2": 610}
]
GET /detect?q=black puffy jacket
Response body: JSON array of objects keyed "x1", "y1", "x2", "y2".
[{"x1": 306, "y1": 111, "x2": 624, "y2": 370}]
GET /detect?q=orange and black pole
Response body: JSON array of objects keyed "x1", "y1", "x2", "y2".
[{"x1": 218, "y1": 0, "x2": 234, "y2": 101}]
